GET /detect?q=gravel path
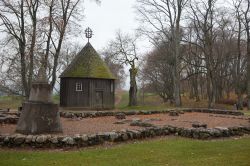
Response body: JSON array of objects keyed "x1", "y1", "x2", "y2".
[{"x1": 0, "y1": 112, "x2": 249, "y2": 136}]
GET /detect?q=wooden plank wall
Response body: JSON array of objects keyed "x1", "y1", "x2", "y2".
[{"x1": 60, "y1": 78, "x2": 114, "y2": 109}]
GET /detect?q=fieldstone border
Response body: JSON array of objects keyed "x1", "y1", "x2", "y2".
[
  {"x1": 0, "y1": 113, "x2": 19, "y2": 124},
  {"x1": 1, "y1": 125, "x2": 250, "y2": 148},
  {"x1": 0, "y1": 108, "x2": 246, "y2": 124},
  {"x1": 1, "y1": 108, "x2": 249, "y2": 149},
  {"x1": 60, "y1": 108, "x2": 245, "y2": 119}
]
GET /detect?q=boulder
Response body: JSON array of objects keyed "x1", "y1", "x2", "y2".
[
  {"x1": 49, "y1": 136, "x2": 58, "y2": 144},
  {"x1": 88, "y1": 134, "x2": 102, "y2": 145},
  {"x1": 179, "y1": 111, "x2": 185, "y2": 114},
  {"x1": 3, "y1": 136, "x2": 10, "y2": 144},
  {"x1": 192, "y1": 123, "x2": 207, "y2": 128},
  {"x1": 62, "y1": 137, "x2": 75, "y2": 145},
  {"x1": 127, "y1": 130, "x2": 141, "y2": 139},
  {"x1": 108, "y1": 132, "x2": 119, "y2": 142},
  {"x1": 0, "y1": 117, "x2": 7, "y2": 123},
  {"x1": 169, "y1": 111, "x2": 179, "y2": 116},
  {"x1": 25, "y1": 135, "x2": 33, "y2": 143},
  {"x1": 130, "y1": 121, "x2": 154, "y2": 127},
  {"x1": 0, "y1": 108, "x2": 9, "y2": 113},
  {"x1": 36, "y1": 135, "x2": 48, "y2": 144},
  {"x1": 121, "y1": 133, "x2": 129, "y2": 141},
  {"x1": 210, "y1": 129, "x2": 222, "y2": 137},
  {"x1": 13, "y1": 135, "x2": 26, "y2": 145},
  {"x1": 81, "y1": 135, "x2": 89, "y2": 142},
  {"x1": 115, "y1": 113, "x2": 126, "y2": 120},
  {"x1": 215, "y1": 127, "x2": 230, "y2": 137},
  {"x1": 132, "y1": 118, "x2": 141, "y2": 122},
  {"x1": 199, "y1": 132, "x2": 211, "y2": 139}
]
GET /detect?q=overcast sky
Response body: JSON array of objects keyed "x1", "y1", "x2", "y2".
[
  {"x1": 79, "y1": 0, "x2": 152, "y2": 89},
  {"x1": 81, "y1": 0, "x2": 151, "y2": 54}
]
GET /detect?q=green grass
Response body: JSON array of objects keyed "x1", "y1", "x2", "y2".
[
  {"x1": 242, "y1": 110, "x2": 250, "y2": 116},
  {"x1": 116, "y1": 91, "x2": 129, "y2": 108},
  {"x1": 116, "y1": 91, "x2": 173, "y2": 110},
  {"x1": 1, "y1": 137, "x2": 250, "y2": 166},
  {"x1": 0, "y1": 91, "x2": 247, "y2": 111},
  {"x1": 0, "y1": 96, "x2": 23, "y2": 109},
  {"x1": 115, "y1": 91, "x2": 236, "y2": 111},
  {"x1": 0, "y1": 95, "x2": 60, "y2": 109}
]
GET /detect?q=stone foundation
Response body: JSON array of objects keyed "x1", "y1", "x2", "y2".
[
  {"x1": 1, "y1": 125, "x2": 250, "y2": 148},
  {"x1": 1, "y1": 108, "x2": 249, "y2": 149},
  {"x1": 60, "y1": 108, "x2": 245, "y2": 119},
  {"x1": 16, "y1": 102, "x2": 62, "y2": 134},
  {"x1": 1, "y1": 108, "x2": 247, "y2": 124}
]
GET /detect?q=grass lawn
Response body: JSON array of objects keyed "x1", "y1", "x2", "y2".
[
  {"x1": 0, "y1": 96, "x2": 23, "y2": 109},
  {"x1": 241, "y1": 110, "x2": 250, "y2": 116},
  {"x1": 0, "y1": 91, "x2": 242, "y2": 111},
  {"x1": 116, "y1": 91, "x2": 235, "y2": 111},
  {"x1": 1, "y1": 137, "x2": 250, "y2": 166},
  {"x1": 0, "y1": 95, "x2": 60, "y2": 109}
]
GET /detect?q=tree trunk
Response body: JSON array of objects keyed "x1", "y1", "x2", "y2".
[
  {"x1": 246, "y1": 6, "x2": 250, "y2": 110},
  {"x1": 189, "y1": 84, "x2": 194, "y2": 99},
  {"x1": 173, "y1": 23, "x2": 181, "y2": 107},
  {"x1": 236, "y1": 13, "x2": 243, "y2": 109},
  {"x1": 129, "y1": 67, "x2": 137, "y2": 106},
  {"x1": 207, "y1": 73, "x2": 215, "y2": 108},
  {"x1": 247, "y1": 37, "x2": 250, "y2": 110},
  {"x1": 45, "y1": 1, "x2": 54, "y2": 70},
  {"x1": 20, "y1": 0, "x2": 28, "y2": 99},
  {"x1": 194, "y1": 75, "x2": 200, "y2": 102},
  {"x1": 50, "y1": 28, "x2": 65, "y2": 89},
  {"x1": 27, "y1": 18, "x2": 37, "y2": 97}
]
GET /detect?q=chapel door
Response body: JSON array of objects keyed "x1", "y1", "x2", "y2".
[{"x1": 95, "y1": 91, "x2": 103, "y2": 109}]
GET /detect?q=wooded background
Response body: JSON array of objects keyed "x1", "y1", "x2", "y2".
[{"x1": 0, "y1": 0, "x2": 249, "y2": 109}]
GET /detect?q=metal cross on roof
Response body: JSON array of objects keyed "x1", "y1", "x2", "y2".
[{"x1": 85, "y1": 27, "x2": 93, "y2": 43}]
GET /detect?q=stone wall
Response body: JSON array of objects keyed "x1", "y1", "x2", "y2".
[
  {"x1": 60, "y1": 108, "x2": 244, "y2": 119},
  {"x1": 1, "y1": 125, "x2": 250, "y2": 148},
  {"x1": 0, "y1": 112, "x2": 19, "y2": 124},
  {"x1": 0, "y1": 108, "x2": 244, "y2": 124},
  {"x1": 0, "y1": 108, "x2": 249, "y2": 148}
]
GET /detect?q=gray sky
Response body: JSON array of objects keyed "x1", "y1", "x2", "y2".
[
  {"x1": 81, "y1": 0, "x2": 151, "y2": 53},
  {"x1": 80, "y1": 0, "x2": 152, "y2": 89}
]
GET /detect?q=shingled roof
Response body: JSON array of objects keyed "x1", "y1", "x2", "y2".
[{"x1": 60, "y1": 43, "x2": 115, "y2": 79}]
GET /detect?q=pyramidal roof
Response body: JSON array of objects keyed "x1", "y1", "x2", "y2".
[{"x1": 60, "y1": 43, "x2": 115, "y2": 79}]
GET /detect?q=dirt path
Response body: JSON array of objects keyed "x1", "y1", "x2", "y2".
[{"x1": 1, "y1": 112, "x2": 249, "y2": 136}]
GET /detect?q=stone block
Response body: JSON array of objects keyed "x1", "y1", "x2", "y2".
[{"x1": 16, "y1": 102, "x2": 62, "y2": 134}]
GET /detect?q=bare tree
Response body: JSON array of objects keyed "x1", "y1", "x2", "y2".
[
  {"x1": 102, "y1": 51, "x2": 126, "y2": 90},
  {"x1": 188, "y1": 0, "x2": 219, "y2": 108},
  {"x1": 136, "y1": 0, "x2": 189, "y2": 107},
  {"x1": 49, "y1": 0, "x2": 81, "y2": 88},
  {"x1": 142, "y1": 43, "x2": 174, "y2": 103},
  {"x1": 231, "y1": 0, "x2": 245, "y2": 109},
  {"x1": 106, "y1": 31, "x2": 139, "y2": 106},
  {"x1": 0, "y1": 0, "x2": 83, "y2": 98},
  {"x1": 0, "y1": 0, "x2": 28, "y2": 96},
  {"x1": 242, "y1": 0, "x2": 250, "y2": 109}
]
